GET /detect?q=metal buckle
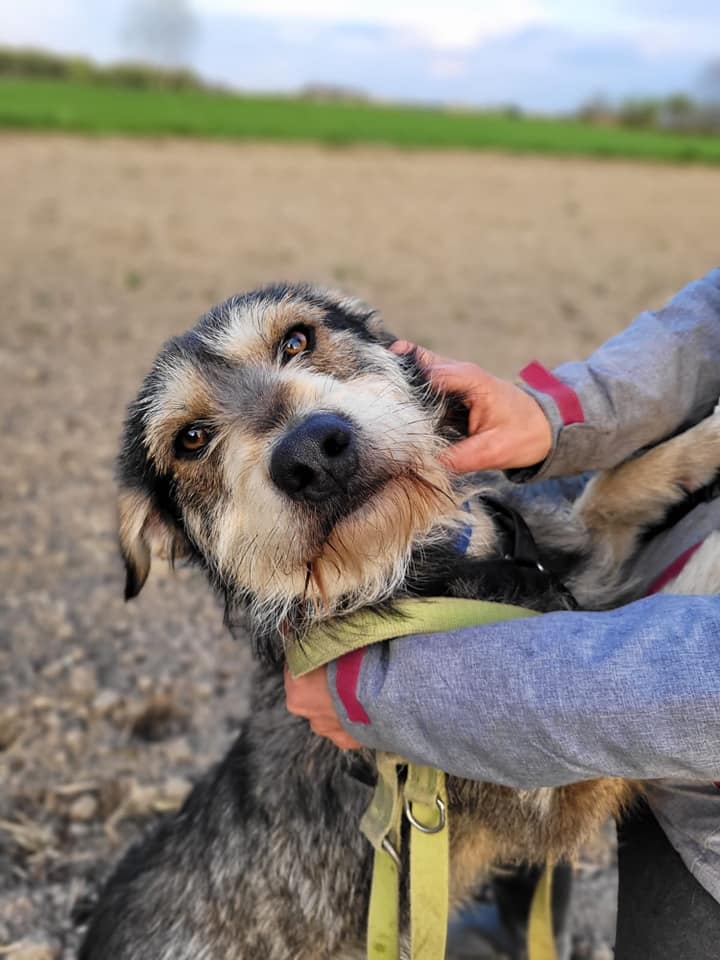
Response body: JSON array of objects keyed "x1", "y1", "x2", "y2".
[
  {"x1": 403, "y1": 795, "x2": 446, "y2": 835},
  {"x1": 381, "y1": 836, "x2": 401, "y2": 869}
]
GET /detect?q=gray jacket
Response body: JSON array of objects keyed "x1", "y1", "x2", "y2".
[{"x1": 328, "y1": 269, "x2": 720, "y2": 900}]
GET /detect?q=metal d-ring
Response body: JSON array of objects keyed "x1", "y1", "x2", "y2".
[
  {"x1": 381, "y1": 836, "x2": 401, "y2": 869},
  {"x1": 403, "y1": 795, "x2": 446, "y2": 834}
]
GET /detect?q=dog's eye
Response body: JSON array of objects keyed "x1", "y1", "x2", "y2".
[
  {"x1": 280, "y1": 327, "x2": 312, "y2": 362},
  {"x1": 175, "y1": 425, "x2": 211, "y2": 457}
]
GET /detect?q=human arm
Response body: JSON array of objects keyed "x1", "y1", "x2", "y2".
[
  {"x1": 295, "y1": 595, "x2": 720, "y2": 787},
  {"x1": 400, "y1": 269, "x2": 720, "y2": 478},
  {"x1": 285, "y1": 271, "x2": 720, "y2": 776},
  {"x1": 517, "y1": 269, "x2": 720, "y2": 479}
]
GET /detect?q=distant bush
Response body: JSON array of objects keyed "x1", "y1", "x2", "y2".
[
  {"x1": 299, "y1": 84, "x2": 369, "y2": 104},
  {"x1": 578, "y1": 91, "x2": 720, "y2": 135},
  {"x1": 0, "y1": 46, "x2": 205, "y2": 92},
  {"x1": 500, "y1": 104, "x2": 524, "y2": 120},
  {"x1": 96, "y1": 62, "x2": 200, "y2": 91},
  {"x1": 0, "y1": 47, "x2": 71, "y2": 79},
  {"x1": 576, "y1": 96, "x2": 615, "y2": 126},
  {"x1": 618, "y1": 98, "x2": 660, "y2": 129}
]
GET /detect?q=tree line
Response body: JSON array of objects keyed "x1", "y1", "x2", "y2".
[{"x1": 2, "y1": 45, "x2": 719, "y2": 133}]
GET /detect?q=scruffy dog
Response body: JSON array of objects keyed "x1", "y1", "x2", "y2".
[{"x1": 80, "y1": 285, "x2": 720, "y2": 959}]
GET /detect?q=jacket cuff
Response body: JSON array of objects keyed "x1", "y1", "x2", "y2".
[
  {"x1": 331, "y1": 648, "x2": 370, "y2": 725},
  {"x1": 327, "y1": 649, "x2": 387, "y2": 747},
  {"x1": 507, "y1": 361, "x2": 587, "y2": 482}
]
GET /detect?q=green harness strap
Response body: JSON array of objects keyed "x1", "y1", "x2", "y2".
[
  {"x1": 286, "y1": 597, "x2": 556, "y2": 960},
  {"x1": 286, "y1": 597, "x2": 538, "y2": 677},
  {"x1": 404, "y1": 763, "x2": 449, "y2": 960},
  {"x1": 528, "y1": 863, "x2": 558, "y2": 960},
  {"x1": 363, "y1": 751, "x2": 403, "y2": 960}
]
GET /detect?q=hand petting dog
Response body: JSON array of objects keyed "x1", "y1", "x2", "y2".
[
  {"x1": 390, "y1": 341, "x2": 553, "y2": 473},
  {"x1": 285, "y1": 340, "x2": 553, "y2": 748}
]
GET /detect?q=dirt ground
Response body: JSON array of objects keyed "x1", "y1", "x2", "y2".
[{"x1": 1, "y1": 133, "x2": 719, "y2": 959}]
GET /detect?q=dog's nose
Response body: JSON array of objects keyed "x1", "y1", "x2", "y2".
[{"x1": 270, "y1": 413, "x2": 359, "y2": 503}]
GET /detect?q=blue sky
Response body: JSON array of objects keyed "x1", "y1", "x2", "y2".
[{"x1": 3, "y1": 0, "x2": 719, "y2": 111}]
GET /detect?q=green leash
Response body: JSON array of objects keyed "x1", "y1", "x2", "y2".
[{"x1": 286, "y1": 597, "x2": 556, "y2": 960}]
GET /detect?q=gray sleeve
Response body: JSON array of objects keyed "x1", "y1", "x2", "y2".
[
  {"x1": 512, "y1": 269, "x2": 720, "y2": 480},
  {"x1": 328, "y1": 595, "x2": 720, "y2": 788}
]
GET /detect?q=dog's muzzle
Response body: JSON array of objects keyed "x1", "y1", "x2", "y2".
[{"x1": 270, "y1": 413, "x2": 360, "y2": 505}]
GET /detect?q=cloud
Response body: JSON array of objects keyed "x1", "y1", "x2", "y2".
[
  {"x1": 429, "y1": 55, "x2": 469, "y2": 79},
  {"x1": 610, "y1": 0, "x2": 718, "y2": 18},
  {"x1": 0, "y1": 0, "x2": 142, "y2": 61},
  {"x1": 194, "y1": 0, "x2": 550, "y2": 50},
  {"x1": 190, "y1": 15, "x2": 714, "y2": 110}
]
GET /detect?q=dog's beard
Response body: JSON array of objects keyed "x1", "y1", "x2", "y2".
[
  {"x1": 216, "y1": 459, "x2": 455, "y2": 645},
  {"x1": 304, "y1": 468, "x2": 454, "y2": 606}
]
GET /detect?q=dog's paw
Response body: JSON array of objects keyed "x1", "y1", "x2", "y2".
[{"x1": 682, "y1": 400, "x2": 720, "y2": 482}]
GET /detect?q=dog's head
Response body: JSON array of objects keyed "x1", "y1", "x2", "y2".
[{"x1": 118, "y1": 284, "x2": 468, "y2": 653}]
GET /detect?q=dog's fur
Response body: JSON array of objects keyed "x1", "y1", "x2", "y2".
[{"x1": 80, "y1": 285, "x2": 720, "y2": 959}]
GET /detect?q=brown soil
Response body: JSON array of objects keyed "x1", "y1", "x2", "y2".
[{"x1": 1, "y1": 134, "x2": 718, "y2": 959}]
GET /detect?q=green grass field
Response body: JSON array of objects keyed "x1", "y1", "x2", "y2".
[{"x1": 2, "y1": 78, "x2": 720, "y2": 163}]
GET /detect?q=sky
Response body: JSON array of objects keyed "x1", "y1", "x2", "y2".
[{"x1": 3, "y1": 0, "x2": 720, "y2": 111}]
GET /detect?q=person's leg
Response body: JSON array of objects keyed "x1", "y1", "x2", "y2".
[
  {"x1": 447, "y1": 862, "x2": 573, "y2": 960},
  {"x1": 615, "y1": 803, "x2": 720, "y2": 959}
]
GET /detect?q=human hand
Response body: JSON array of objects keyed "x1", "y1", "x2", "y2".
[
  {"x1": 391, "y1": 341, "x2": 552, "y2": 473},
  {"x1": 284, "y1": 665, "x2": 363, "y2": 750}
]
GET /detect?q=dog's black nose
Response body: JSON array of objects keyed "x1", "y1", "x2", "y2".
[{"x1": 270, "y1": 413, "x2": 359, "y2": 503}]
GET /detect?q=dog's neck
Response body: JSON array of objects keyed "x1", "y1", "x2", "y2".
[{"x1": 235, "y1": 493, "x2": 502, "y2": 664}]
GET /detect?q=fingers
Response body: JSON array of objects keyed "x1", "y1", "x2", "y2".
[
  {"x1": 390, "y1": 340, "x2": 491, "y2": 399},
  {"x1": 284, "y1": 664, "x2": 327, "y2": 713},
  {"x1": 439, "y1": 433, "x2": 505, "y2": 473},
  {"x1": 428, "y1": 363, "x2": 493, "y2": 400},
  {"x1": 284, "y1": 666, "x2": 362, "y2": 750},
  {"x1": 392, "y1": 340, "x2": 552, "y2": 471},
  {"x1": 309, "y1": 723, "x2": 362, "y2": 750},
  {"x1": 390, "y1": 340, "x2": 455, "y2": 373}
]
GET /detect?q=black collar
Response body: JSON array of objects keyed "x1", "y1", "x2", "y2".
[{"x1": 478, "y1": 495, "x2": 579, "y2": 610}]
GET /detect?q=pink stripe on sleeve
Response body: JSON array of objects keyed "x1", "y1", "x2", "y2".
[
  {"x1": 334, "y1": 648, "x2": 370, "y2": 725},
  {"x1": 645, "y1": 542, "x2": 704, "y2": 596},
  {"x1": 520, "y1": 361, "x2": 585, "y2": 426}
]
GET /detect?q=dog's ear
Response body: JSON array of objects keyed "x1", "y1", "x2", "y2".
[{"x1": 118, "y1": 489, "x2": 190, "y2": 600}]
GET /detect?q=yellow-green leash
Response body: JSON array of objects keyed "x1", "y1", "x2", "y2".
[
  {"x1": 286, "y1": 597, "x2": 557, "y2": 960},
  {"x1": 528, "y1": 863, "x2": 558, "y2": 960}
]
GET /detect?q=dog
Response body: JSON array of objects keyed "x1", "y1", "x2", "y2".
[{"x1": 80, "y1": 284, "x2": 720, "y2": 959}]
